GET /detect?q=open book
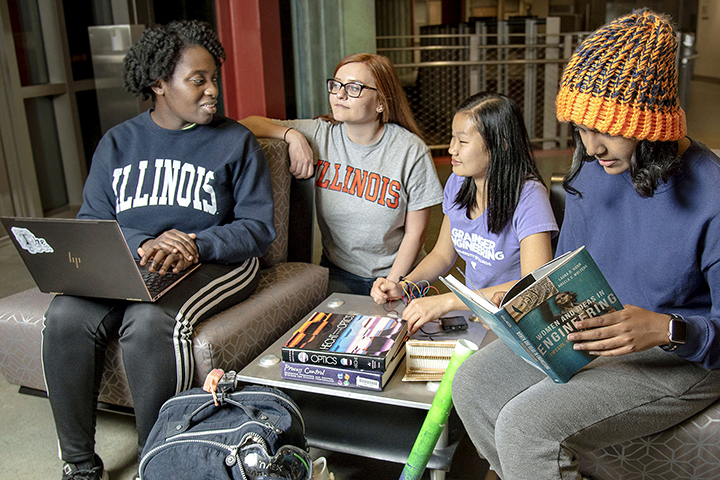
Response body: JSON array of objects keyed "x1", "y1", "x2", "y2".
[{"x1": 440, "y1": 246, "x2": 622, "y2": 383}]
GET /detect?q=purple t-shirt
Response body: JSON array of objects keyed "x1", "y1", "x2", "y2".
[{"x1": 443, "y1": 173, "x2": 558, "y2": 289}]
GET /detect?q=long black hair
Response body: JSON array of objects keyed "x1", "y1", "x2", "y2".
[
  {"x1": 453, "y1": 92, "x2": 543, "y2": 234},
  {"x1": 123, "y1": 20, "x2": 226, "y2": 101},
  {"x1": 563, "y1": 128, "x2": 681, "y2": 197}
]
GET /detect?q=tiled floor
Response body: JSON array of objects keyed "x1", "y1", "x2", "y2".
[{"x1": 1, "y1": 78, "x2": 719, "y2": 479}]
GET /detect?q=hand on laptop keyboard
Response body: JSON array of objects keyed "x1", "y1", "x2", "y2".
[
  {"x1": 140, "y1": 268, "x2": 184, "y2": 297},
  {"x1": 138, "y1": 230, "x2": 199, "y2": 274}
]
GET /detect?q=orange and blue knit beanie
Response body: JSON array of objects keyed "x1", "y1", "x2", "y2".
[{"x1": 556, "y1": 9, "x2": 686, "y2": 142}]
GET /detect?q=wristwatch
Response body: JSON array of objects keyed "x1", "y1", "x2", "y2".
[{"x1": 661, "y1": 314, "x2": 687, "y2": 352}]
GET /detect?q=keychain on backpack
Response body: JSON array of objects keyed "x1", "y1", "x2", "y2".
[
  {"x1": 203, "y1": 368, "x2": 242, "y2": 406},
  {"x1": 202, "y1": 368, "x2": 224, "y2": 405}
]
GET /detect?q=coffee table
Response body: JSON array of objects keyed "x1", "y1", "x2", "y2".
[{"x1": 237, "y1": 293, "x2": 495, "y2": 480}]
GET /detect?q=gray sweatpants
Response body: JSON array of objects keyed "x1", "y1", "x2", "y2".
[{"x1": 452, "y1": 340, "x2": 720, "y2": 480}]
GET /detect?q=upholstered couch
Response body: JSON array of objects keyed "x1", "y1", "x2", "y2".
[
  {"x1": 580, "y1": 404, "x2": 720, "y2": 479},
  {"x1": 547, "y1": 173, "x2": 720, "y2": 480},
  {"x1": 0, "y1": 138, "x2": 328, "y2": 409}
]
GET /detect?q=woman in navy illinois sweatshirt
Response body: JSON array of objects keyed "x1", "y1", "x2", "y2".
[{"x1": 43, "y1": 20, "x2": 274, "y2": 480}]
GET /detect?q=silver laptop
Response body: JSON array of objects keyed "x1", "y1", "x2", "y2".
[{"x1": 1, "y1": 217, "x2": 200, "y2": 302}]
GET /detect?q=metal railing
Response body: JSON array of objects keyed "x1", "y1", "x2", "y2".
[{"x1": 378, "y1": 17, "x2": 695, "y2": 154}]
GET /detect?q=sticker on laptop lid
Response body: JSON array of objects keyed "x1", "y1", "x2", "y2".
[{"x1": 11, "y1": 227, "x2": 54, "y2": 254}]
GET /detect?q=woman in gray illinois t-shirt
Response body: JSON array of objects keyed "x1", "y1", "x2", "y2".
[{"x1": 241, "y1": 53, "x2": 443, "y2": 295}]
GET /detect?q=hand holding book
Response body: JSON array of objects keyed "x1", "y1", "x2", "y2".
[
  {"x1": 567, "y1": 304, "x2": 674, "y2": 356},
  {"x1": 440, "y1": 246, "x2": 624, "y2": 383}
]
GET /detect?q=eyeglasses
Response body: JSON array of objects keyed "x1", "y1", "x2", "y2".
[{"x1": 327, "y1": 79, "x2": 377, "y2": 98}]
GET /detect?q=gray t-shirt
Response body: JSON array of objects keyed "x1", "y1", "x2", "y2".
[{"x1": 276, "y1": 119, "x2": 443, "y2": 278}]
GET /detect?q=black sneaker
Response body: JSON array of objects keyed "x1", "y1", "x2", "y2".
[{"x1": 61, "y1": 455, "x2": 109, "y2": 480}]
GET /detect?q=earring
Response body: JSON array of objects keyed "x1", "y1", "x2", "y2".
[{"x1": 377, "y1": 106, "x2": 384, "y2": 113}]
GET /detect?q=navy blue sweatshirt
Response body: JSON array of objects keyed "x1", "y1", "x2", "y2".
[
  {"x1": 78, "y1": 110, "x2": 275, "y2": 264},
  {"x1": 558, "y1": 140, "x2": 720, "y2": 369}
]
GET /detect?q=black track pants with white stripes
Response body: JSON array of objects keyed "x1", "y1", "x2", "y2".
[{"x1": 42, "y1": 258, "x2": 260, "y2": 463}]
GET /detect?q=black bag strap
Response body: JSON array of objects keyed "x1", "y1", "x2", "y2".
[{"x1": 167, "y1": 395, "x2": 259, "y2": 438}]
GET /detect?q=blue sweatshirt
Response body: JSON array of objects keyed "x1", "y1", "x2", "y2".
[
  {"x1": 78, "y1": 110, "x2": 275, "y2": 264},
  {"x1": 558, "y1": 139, "x2": 720, "y2": 369}
]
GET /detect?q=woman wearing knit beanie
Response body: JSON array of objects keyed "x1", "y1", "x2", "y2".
[{"x1": 452, "y1": 9, "x2": 720, "y2": 479}]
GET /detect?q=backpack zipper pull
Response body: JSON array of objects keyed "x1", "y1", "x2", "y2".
[
  {"x1": 225, "y1": 446, "x2": 238, "y2": 466},
  {"x1": 264, "y1": 422, "x2": 283, "y2": 434}
]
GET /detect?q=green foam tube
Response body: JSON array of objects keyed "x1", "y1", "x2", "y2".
[{"x1": 399, "y1": 339, "x2": 479, "y2": 480}]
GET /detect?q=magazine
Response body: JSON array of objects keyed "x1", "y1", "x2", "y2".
[
  {"x1": 440, "y1": 246, "x2": 622, "y2": 383},
  {"x1": 282, "y1": 312, "x2": 408, "y2": 372}
]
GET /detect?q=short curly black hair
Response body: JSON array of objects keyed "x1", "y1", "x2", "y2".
[{"x1": 123, "y1": 20, "x2": 225, "y2": 101}]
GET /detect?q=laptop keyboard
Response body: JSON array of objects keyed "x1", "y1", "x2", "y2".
[{"x1": 140, "y1": 269, "x2": 184, "y2": 298}]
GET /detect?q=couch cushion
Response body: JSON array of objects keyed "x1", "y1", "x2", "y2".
[
  {"x1": 98, "y1": 263, "x2": 327, "y2": 407},
  {"x1": 0, "y1": 287, "x2": 50, "y2": 392},
  {"x1": 192, "y1": 262, "x2": 328, "y2": 385},
  {"x1": 258, "y1": 138, "x2": 290, "y2": 268},
  {"x1": 0, "y1": 261, "x2": 328, "y2": 408},
  {"x1": 580, "y1": 398, "x2": 720, "y2": 479}
]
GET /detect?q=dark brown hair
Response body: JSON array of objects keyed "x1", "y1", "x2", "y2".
[{"x1": 453, "y1": 92, "x2": 542, "y2": 233}]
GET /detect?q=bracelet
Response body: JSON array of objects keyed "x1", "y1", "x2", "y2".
[{"x1": 283, "y1": 127, "x2": 292, "y2": 142}]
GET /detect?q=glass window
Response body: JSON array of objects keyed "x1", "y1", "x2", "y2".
[
  {"x1": 63, "y1": 0, "x2": 114, "y2": 81},
  {"x1": 75, "y1": 90, "x2": 103, "y2": 172},
  {"x1": 0, "y1": 155, "x2": 13, "y2": 220},
  {"x1": 7, "y1": 0, "x2": 49, "y2": 86},
  {"x1": 24, "y1": 97, "x2": 68, "y2": 213}
]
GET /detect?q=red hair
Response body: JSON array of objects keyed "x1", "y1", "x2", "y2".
[{"x1": 322, "y1": 53, "x2": 424, "y2": 140}]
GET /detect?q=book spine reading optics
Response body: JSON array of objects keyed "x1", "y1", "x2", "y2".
[
  {"x1": 281, "y1": 312, "x2": 407, "y2": 372},
  {"x1": 282, "y1": 348, "x2": 390, "y2": 371}
]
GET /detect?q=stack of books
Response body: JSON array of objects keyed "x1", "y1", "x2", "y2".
[{"x1": 281, "y1": 311, "x2": 408, "y2": 391}]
